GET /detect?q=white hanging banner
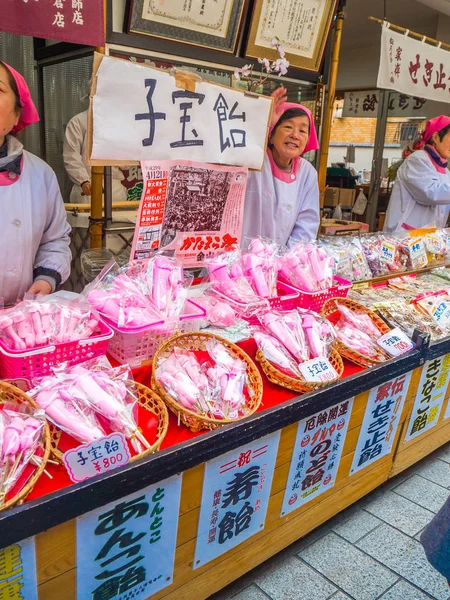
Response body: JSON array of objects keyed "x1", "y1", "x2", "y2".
[
  {"x1": 343, "y1": 90, "x2": 428, "y2": 118},
  {"x1": 377, "y1": 26, "x2": 450, "y2": 104},
  {"x1": 0, "y1": 537, "x2": 38, "y2": 600},
  {"x1": 90, "y1": 54, "x2": 272, "y2": 169}
]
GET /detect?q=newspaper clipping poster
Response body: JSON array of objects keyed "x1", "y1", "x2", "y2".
[{"x1": 131, "y1": 160, "x2": 248, "y2": 266}]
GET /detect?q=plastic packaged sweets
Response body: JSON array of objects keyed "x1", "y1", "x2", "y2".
[{"x1": 375, "y1": 300, "x2": 445, "y2": 340}]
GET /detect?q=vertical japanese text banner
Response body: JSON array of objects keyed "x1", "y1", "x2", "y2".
[
  {"x1": 77, "y1": 474, "x2": 182, "y2": 600},
  {"x1": 91, "y1": 55, "x2": 272, "y2": 169},
  {"x1": 351, "y1": 371, "x2": 412, "y2": 475},
  {"x1": 405, "y1": 355, "x2": 450, "y2": 440},
  {"x1": 282, "y1": 398, "x2": 354, "y2": 516},
  {"x1": 0, "y1": 537, "x2": 37, "y2": 600},
  {"x1": 378, "y1": 26, "x2": 450, "y2": 104},
  {"x1": 194, "y1": 431, "x2": 280, "y2": 568}
]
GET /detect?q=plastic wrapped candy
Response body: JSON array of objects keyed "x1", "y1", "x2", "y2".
[
  {"x1": 0, "y1": 407, "x2": 46, "y2": 502},
  {"x1": 348, "y1": 238, "x2": 372, "y2": 282},
  {"x1": 278, "y1": 242, "x2": 334, "y2": 291},
  {"x1": 413, "y1": 291, "x2": 450, "y2": 331},
  {"x1": 0, "y1": 295, "x2": 99, "y2": 351},
  {"x1": 424, "y1": 230, "x2": 448, "y2": 265},
  {"x1": 298, "y1": 310, "x2": 336, "y2": 358},
  {"x1": 194, "y1": 296, "x2": 237, "y2": 328},
  {"x1": 319, "y1": 238, "x2": 353, "y2": 282},
  {"x1": 334, "y1": 304, "x2": 387, "y2": 360},
  {"x1": 360, "y1": 234, "x2": 407, "y2": 278},
  {"x1": 401, "y1": 235, "x2": 429, "y2": 271},
  {"x1": 261, "y1": 310, "x2": 309, "y2": 362},
  {"x1": 242, "y1": 238, "x2": 279, "y2": 298},
  {"x1": 253, "y1": 331, "x2": 301, "y2": 377}
]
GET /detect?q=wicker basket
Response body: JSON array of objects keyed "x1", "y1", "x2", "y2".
[
  {"x1": 50, "y1": 381, "x2": 169, "y2": 461},
  {"x1": 321, "y1": 297, "x2": 391, "y2": 368},
  {"x1": 0, "y1": 382, "x2": 51, "y2": 511},
  {"x1": 256, "y1": 348, "x2": 344, "y2": 393},
  {"x1": 152, "y1": 331, "x2": 263, "y2": 432}
]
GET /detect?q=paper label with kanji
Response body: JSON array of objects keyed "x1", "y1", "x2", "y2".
[
  {"x1": 351, "y1": 371, "x2": 412, "y2": 475},
  {"x1": 380, "y1": 242, "x2": 395, "y2": 263},
  {"x1": 281, "y1": 398, "x2": 353, "y2": 516},
  {"x1": 299, "y1": 358, "x2": 338, "y2": 383},
  {"x1": 63, "y1": 433, "x2": 131, "y2": 483},
  {"x1": 194, "y1": 431, "x2": 280, "y2": 569},
  {"x1": 0, "y1": 537, "x2": 37, "y2": 600},
  {"x1": 406, "y1": 355, "x2": 450, "y2": 440},
  {"x1": 377, "y1": 327, "x2": 414, "y2": 357},
  {"x1": 77, "y1": 474, "x2": 182, "y2": 600}
]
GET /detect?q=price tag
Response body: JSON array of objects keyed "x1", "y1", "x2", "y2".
[
  {"x1": 431, "y1": 301, "x2": 450, "y2": 327},
  {"x1": 377, "y1": 327, "x2": 414, "y2": 357},
  {"x1": 299, "y1": 358, "x2": 339, "y2": 383},
  {"x1": 63, "y1": 432, "x2": 131, "y2": 483},
  {"x1": 380, "y1": 242, "x2": 395, "y2": 263}
]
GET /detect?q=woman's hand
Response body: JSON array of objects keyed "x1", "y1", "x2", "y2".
[
  {"x1": 81, "y1": 181, "x2": 92, "y2": 196},
  {"x1": 27, "y1": 280, "x2": 52, "y2": 295},
  {"x1": 270, "y1": 86, "x2": 288, "y2": 129}
]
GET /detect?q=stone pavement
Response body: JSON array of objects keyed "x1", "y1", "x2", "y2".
[{"x1": 210, "y1": 443, "x2": 450, "y2": 600}]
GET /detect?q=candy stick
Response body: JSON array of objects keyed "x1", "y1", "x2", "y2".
[{"x1": 0, "y1": 316, "x2": 27, "y2": 350}]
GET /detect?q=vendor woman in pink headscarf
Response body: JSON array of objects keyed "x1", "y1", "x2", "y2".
[
  {"x1": 0, "y1": 62, "x2": 71, "y2": 305},
  {"x1": 384, "y1": 115, "x2": 450, "y2": 232},
  {"x1": 242, "y1": 86, "x2": 320, "y2": 247}
]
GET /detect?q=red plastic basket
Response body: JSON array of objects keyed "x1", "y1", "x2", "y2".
[
  {"x1": 284, "y1": 276, "x2": 352, "y2": 312},
  {"x1": 0, "y1": 320, "x2": 113, "y2": 381}
]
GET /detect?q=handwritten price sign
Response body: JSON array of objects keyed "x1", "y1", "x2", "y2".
[
  {"x1": 377, "y1": 327, "x2": 414, "y2": 357},
  {"x1": 299, "y1": 358, "x2": 339, "y2": 383},
  {"x1": 63, "y1": 433, "x2": 131, "y2": 483}
]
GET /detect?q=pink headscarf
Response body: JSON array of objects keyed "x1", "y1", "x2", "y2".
[
  {"x1": 270, "y1": 102, "x2": 320, "y2": 155},
  {"x1": 0, "y1": 62, "x2": 39, "y2": 134},
  {"x1": 422, "y1": 115, "x2": 450, "y2": 144}
]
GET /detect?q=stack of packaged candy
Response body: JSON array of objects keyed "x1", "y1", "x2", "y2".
[
  {"x1": 278, "y1": 242, "x2": 335, "y2": 291},
  {"x1": 333, "y1": 304, "x2": 387, "y2": 361},
  {"x1": 254, "y1": 309, "x2": 336, "y2": 378},
  {"x1": 0, "y1": 406, "x2": 45, "y2": 503},
  {"x1": 0, "y1": 296, "x2": 99, "y2": 351},
  {"x1": 86, "y1": 255, "x2": 190, "y2": 331},
  {"x1": 156, "y1": 342, "x2": 251, "y2": 420},
  {"x1": 30, "y1": 357, "x2": 151, "y2": 454}
]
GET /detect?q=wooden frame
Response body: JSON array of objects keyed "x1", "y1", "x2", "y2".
[
  {"x1": 246, "y1": 0, "x2": 337, "y2": 72},
  {"x1": 128, "y1": 0, "x2": 248, "y2": 53}
]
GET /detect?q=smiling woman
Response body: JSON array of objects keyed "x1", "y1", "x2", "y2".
[{"x1": 241, "y1": 87, "x2": 320, "y2": 248}]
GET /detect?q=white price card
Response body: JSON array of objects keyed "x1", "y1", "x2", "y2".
[
  {"x1": 63, "y1": 433, "x2": 131, "y2": 483},
  {"x1": 377, "y1": 327, "x2": 414, "y2": 357},
  {"x1": 299, "y1": 358, "x2": 338, "y2": 383}
]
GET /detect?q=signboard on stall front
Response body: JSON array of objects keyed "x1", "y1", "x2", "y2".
[
  {"x1": 194, "y1": 431, "x2": 280, "y2": 568},
  {"x1": 0, "y1": 0, "x2": 104, "y2": 47},
  {"x1": 0, "y1": 537, "x2": 37, "y2": 600},
  {"x1": 77, "y1": 474, "x2": 182, "y2": 600},
  {"x1": 342, "y1": 90, "x2": 428, "y2": 118},
  {"x1": 281, "y1": 398, "x2": 353, "y2": 516},
  {"x1": 405, "y1": 355, "x2": 450, "y2": 441},
  {"x1": 377, "y1": 25, "x2": 450, "y2": 104},
  {"x1": 89, "y1": 54, "x2": 272, "y2": 170},
  {"x1": 131, "y1": 160, "x2": 248, "y2": 266},
  {"x1": 351, "y1": 372, "x2": 412, "y2": 475}
]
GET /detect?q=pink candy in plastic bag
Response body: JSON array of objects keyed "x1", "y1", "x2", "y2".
[
  {"x1": 261, "y1": 310, "x2": 309, "y2": 362},
  {"x1": 253, "y1": 331, "x2": 301, "y2": 377},
  {"x1": 279, "y1": 242, "x2": 334, "y2": 292},
  {"x1": 242, "y1": 237, "x2": 279, "y2": 298}
]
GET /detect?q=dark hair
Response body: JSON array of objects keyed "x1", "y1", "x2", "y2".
[
  {"x1": 437, "y1": 124, "x2": 450, "y2": 142},
  {"x1": 0, "y1": 61, "x2": 22, "y2": 113},
  {"x1": 269, "y1": 108, "x2": 310, "y2": 148}
]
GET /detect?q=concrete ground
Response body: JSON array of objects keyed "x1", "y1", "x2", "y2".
[{"x1": 210, "y1": 443, "x2": 450, "y2": 600}]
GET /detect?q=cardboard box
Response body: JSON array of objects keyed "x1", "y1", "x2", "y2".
[
  {"x1": 324, "y1": 187, "x2": 355, "y2": 208},
  {"x1": 339, "y1": 188, "x2": 356, "y2": 207},
  {"x1": 320, "y1": 219, "x2": 369, "y2": 236},
  {"x1": 324, "y1": 187, "x2": 341, "y2": 207}
]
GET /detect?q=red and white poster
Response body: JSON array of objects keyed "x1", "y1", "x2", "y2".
[
  {"x1": 0, "y1": 0, "x2": 104, "y2": 47},
  {"x1": 131, "y1": 160, "x2": 248, "y2": 267}
]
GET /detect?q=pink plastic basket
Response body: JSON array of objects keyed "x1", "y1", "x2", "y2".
[
  {"x1": 285, "y1": 276, "x2": 352, "y2": 312},
  {"x1": 0, "y1": 320, "x2": 113, "y2": 381},
  {"x1": 106, "y1": 299, "x2": 206, "y2": 367}
]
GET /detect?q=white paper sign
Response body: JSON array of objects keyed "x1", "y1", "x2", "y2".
[
  {"x1": 63, "y1": 433, "x2": 131, "y2": 483},
  {"x1": 281, "y1": 398, "x2": 353, "y2": 516},
  {"x1": 299, "y1": 357, "x2": 338, "y2": 383},
  {"x1": 343, "y1": 90, "x2": 428, "y2": 118},
  {"x1": 377, "y1": 328, "x2": 414, "y2": 357},
  {"x1": 194, "y1": 431, "x2": 280, "y2": 568},
  {"x1": 91, "y1": 55, "x2": 272, "y2": 169},
  {"x1": 0, "y1": 537, "x2": 37, "y2": 600},
  {"x1": 351, "y1": 371, "x2": 412, "y2": 475},
  {"x1": 405, "y1": 355, "x2": 450, "y2": 440},
  {"x1": 77, "y1": 474, "x2": 182, "y2": 600},
  {"x1": 377, "y1": 26, "x2": 450, "y2": 104}
]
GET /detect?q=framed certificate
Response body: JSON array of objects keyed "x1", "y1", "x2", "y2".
[
  {"x1": 128, "y1": 0, "x2": 247, "y2": 53},
  {"x1": 246, "y1": 0, "x2": 337, "y2": 72}
]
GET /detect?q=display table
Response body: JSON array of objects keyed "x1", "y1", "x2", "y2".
[{"x1": 1, "y1": 333, "x2": 449, "y2": 600}]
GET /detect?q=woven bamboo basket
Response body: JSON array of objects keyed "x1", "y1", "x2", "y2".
[
  {"x1": 50, "y1": 381, "x2": 169, "y2": 461},
  {"x1": 0, "y1": 381, "x2": 51, "y2": 511},
  {"x1": 152, "y1": 331, "x2": 263, "y2": 432},
  {"x1": 256, "y1": 348, "x2": 344, "y2": 393},
  {"x1": 321, "y1": 297, "x2": 391, "y2": 368}
]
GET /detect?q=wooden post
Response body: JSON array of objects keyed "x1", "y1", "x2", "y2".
[{"x1": 317, "y1": 9, "x2": 345, "y2": 209}]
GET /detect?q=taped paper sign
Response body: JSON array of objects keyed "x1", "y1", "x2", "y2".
[{"x1": 90, "y1": 55, "x2": 272, "y2": 169}]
